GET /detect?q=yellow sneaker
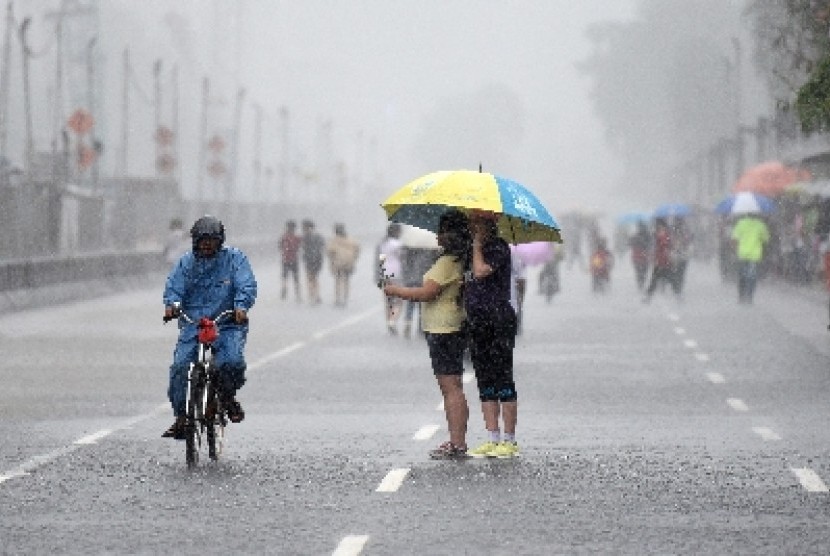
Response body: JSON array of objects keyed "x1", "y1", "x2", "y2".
[
  {"x1": 487, "y1": 441, "x2": 519, "y2": 458},
  {"x1": 468, "y1": 441, "x2": 499, "y2": 458}
]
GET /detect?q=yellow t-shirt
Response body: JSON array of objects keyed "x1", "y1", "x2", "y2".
[{"x1": 421, "y1": 255, "x2": 465, "y2": 333}]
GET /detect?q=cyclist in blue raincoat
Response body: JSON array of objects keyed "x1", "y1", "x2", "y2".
[{"x1": 162, "y1": 215, "x2": 257, "y2": 439}]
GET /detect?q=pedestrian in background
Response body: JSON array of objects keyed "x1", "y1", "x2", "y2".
[
  {"x1": 509, "y1": 247, "x2": 527, "y2": 335},
  {"x1": 278, "y1": 220, "x2": 302, "y2": 302},
  {"x1": 642, "y1": 218, "x2": 679, "y2": 303},
  {"x1": 377, "y1": 223, "x2": 404, "y2": 334},
  {"x1": 326, "y1": 223, "x2": 361, "y2": 307},
  {"x1": 629, "y1": 221, "x2": 651, "y2": 291},
  {"x1": 671, "y1": 217, "x2": 693, "y2": 297},
  {"x1": 465, "y1": 209, "x2": 520, "y2": 459},
  {"x1": 162, "y1": 218, "x2": 189, "y2": 266},
  {"x1": 383, "y1": 210, "x2": 471, "y2": 459},
  {"x1": 731, "y1": 213, "x2": 770, "y2": 304},
  {"x1": 301, "y1": 219, "x2": 325, "y2": 305}
]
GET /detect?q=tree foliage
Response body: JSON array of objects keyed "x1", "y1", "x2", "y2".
[{"x1": 745, "y1": 0, "x2": 830, "y2": 130}]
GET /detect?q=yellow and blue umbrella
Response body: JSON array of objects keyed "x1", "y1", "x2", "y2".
[{"x1": 381, "y1": 170, "x2": 562, "y2": 244}]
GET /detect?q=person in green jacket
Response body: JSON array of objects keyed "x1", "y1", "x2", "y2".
[{"x1": 731, "y1": 213, "x2": 770, "y2": 304}]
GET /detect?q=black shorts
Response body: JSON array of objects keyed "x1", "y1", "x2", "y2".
[
  {"x1": 468, "y1": 308, "x2": 517, "y2": 400},
  {"x1": 425, "y1": 331, "x2": 466, "y2": 376}
]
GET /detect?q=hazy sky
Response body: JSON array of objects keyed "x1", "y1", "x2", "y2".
[{"x1": 11, "y1": 1, "x2": 638, "y2": 218}]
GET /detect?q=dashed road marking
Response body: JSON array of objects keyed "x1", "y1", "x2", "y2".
[
  {"x1": 752, "y1": 426, "x2": 781, "y2": 441},
  {"x1": 75, "y1": 429, "x2": 113, "y2": 445},
  {"x1": 667, "y1": 313, "x2": 680, "y2": 322},
  {"x1": 1, "y1": 310, "x2": 376, "y2": 488},
  {"x1": 727, "y1": 398, "x2": 749, "y2": 412},
  {"x1": 376, "y1": 467, "x2": 410, "y2": 492},
  {"x1": 332, "y1": 535, "x2": 370, "y2": 556},
  {"x1": 413, "y1": 424, "x2": 440, "y2": 441},
  {"x1": 673, "y1": 327, "x2": 685, "y2": 335},
  {"x1": 249, "y1": 341, "x2": 305, "y2": 369},
  {"x1": 705, "y1": 372, "x2": 726, "y2": 384},
  {"x1": 694, "y1": 352, "x2": 710, "y2": 362},
  {"x1": 791, "y1": 467, "x2": 829, "y2": 492},
  {"x1": 683, "y1": 339, "x2": 698, "y2": 349}
]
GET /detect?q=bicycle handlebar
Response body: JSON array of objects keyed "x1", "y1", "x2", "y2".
[{"x1": 163, "y1": 308, "x2": 236, "y2": 324}]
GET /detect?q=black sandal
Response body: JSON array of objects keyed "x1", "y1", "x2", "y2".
[
  {"x1": 226, "y1": 401, "x2": 245, "y2": 423},
  {"x1": 161, "y1": 418, "x2": 186, "y2": 439}
]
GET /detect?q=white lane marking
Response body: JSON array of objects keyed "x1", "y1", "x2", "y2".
[
  {"x1": 248, "y1": 341, "x2": 305, "y2": 370},
  {"x1": 1, "y1": 310, "x2": 376, "y2": 488},
  {"x1": 462, "y1": 371, "x2": 474, "y2": 384},
  {"x1": 1, "y1": 445, "x2": 80, "y2": 484},
  {"x1": 752, "y1": 426, "x2": 781, "y2": 441},
  {"x1": 413, "y1": 424, "x2": 440, "y2": 441},
  {"x1": 75, "y1": 429, "x2": 113, "y2": 445},
  {"x1": 0, "y1": 404, "x2": 168, "y2": 485},
  {"x1": 694, "y1": 352, "x2": 710, "y2": 362},
  {"x1": 727, "y1": 398, "x2": 749, "y2": 412},
  {"x1": 376, "y1": 467, "x2": 410, "y2": 492},
  {"x1": 667, "y1": 313, "x2": 680, "y2": 322},
  {"x1": 683, "y1": 339, "x2": 698, "y2": 349},
  {"x1": 332, "y1": 535, "x2": 370, "y2": 556},
  {"x1": 791, "y1": 467, "x2": 829, "y2": 493},
  {"x1": 673, "y1": 327, "x2": 685, "y2": 335},
  {"x1": 706, "y1": 372, "x2": 726, "y2": 384},
  {"x1": 312, "y1": 307, "x2": 378, "y2": 340}
]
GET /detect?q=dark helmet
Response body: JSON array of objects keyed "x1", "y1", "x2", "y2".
[{"x1": 190, "y1": 215, "x2": 225, "y2": 250}]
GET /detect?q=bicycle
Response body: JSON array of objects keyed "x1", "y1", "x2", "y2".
[{"x1": 164, "y1": 305, "x2": 235, "y2": 468}]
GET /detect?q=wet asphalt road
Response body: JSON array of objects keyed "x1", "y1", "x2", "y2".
[{"x1": 2, "y1": 251, "x2": 830, "y2": 555}]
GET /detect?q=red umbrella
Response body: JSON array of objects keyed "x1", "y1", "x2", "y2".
[{"x1": 733, "y1": 161, "x2": 811, "y2": 197}]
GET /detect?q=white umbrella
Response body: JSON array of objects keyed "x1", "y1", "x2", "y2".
[{"x1": 399, "y1": 225, "x2": 438, "y2": 249}]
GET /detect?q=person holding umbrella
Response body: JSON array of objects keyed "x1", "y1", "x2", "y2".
[
  {"x1": 380, "y1": 168, "x2": 563, "y2": 459},
  {"x1": 465, "y1": 209, "x2": 520, "y2": 459}
]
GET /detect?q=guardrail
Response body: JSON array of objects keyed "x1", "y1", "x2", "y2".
[{"x1": 0, "y1": 251, "x2": 167, "y2": 292}]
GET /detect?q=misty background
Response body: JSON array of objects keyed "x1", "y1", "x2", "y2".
[{"x1": 0, "y1": 1, "x2": 788, "y2": 242}]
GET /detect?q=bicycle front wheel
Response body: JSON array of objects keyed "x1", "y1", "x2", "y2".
[{"x1": 185, "y1": 366, "x2": 206, "y2": 468}]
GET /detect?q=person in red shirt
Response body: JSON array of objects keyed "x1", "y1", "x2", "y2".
[
  {"x1": 643, "y1": 218, "x2": 679, "y2": 302},
  {"x1": 278, "y1": 220, "x2": 302, "y2": 302}
]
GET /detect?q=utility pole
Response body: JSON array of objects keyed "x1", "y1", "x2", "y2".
[
  {"x1": 86, "y1": 36, "x2": 98, "y2": 190},
  {"x1": 228, "y1": 86, "x2": 245, "y2": 202},
  {"x1": 171, "y1": 63, "x2": 180, "y2": 186},
  {"x1": 0, "y1": 1, "x2": 13, "y2": 159},
  {"x1": 252, "y1": 103, "x2": 262, "y2": 201},
  {"x1": 119, "y1": 47, "x2": 129, "y2": 176},
  {"x1": 153, "y1": 58, "x2": 161, "y2": 177},
  {"x1": 279, "y1": 105, "x2": 289, "y2": 201},
  {"x1": 197, "y1": 76, "x2": 209, "y2": 202},
  {"x1": 18, "y1": 16, "x2": 33, "y2": 184}
]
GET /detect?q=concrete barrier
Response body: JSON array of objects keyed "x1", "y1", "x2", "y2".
[{"x1": 0, "y1": 237, "x2": 278, "y2": 315}]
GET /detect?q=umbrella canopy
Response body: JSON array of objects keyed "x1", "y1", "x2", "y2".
[
  {"x1": 733, "y1": 161, "x2": 811, "y2": 197},
  {"x1": 653, "y1": 203, "x2": 691, "y2": 218},
  {"x1": 399, "y1": 224, "x2": 438, "y2": 249},
  {"x1": 785, "y1": 179, "x2": 830, "y2": 198},
  {"x1": 511, "y1": 242, "x2": 554, "y2": 266},
  {"x1": 616, "y1": 212, "x2": 650, "y2": 225},
  {"x1": 381, "y1": 169, "x2": 562, "y2": 244},
  {"x1": 714, "y1": 192, "x2": 776, "y2": 215}
]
